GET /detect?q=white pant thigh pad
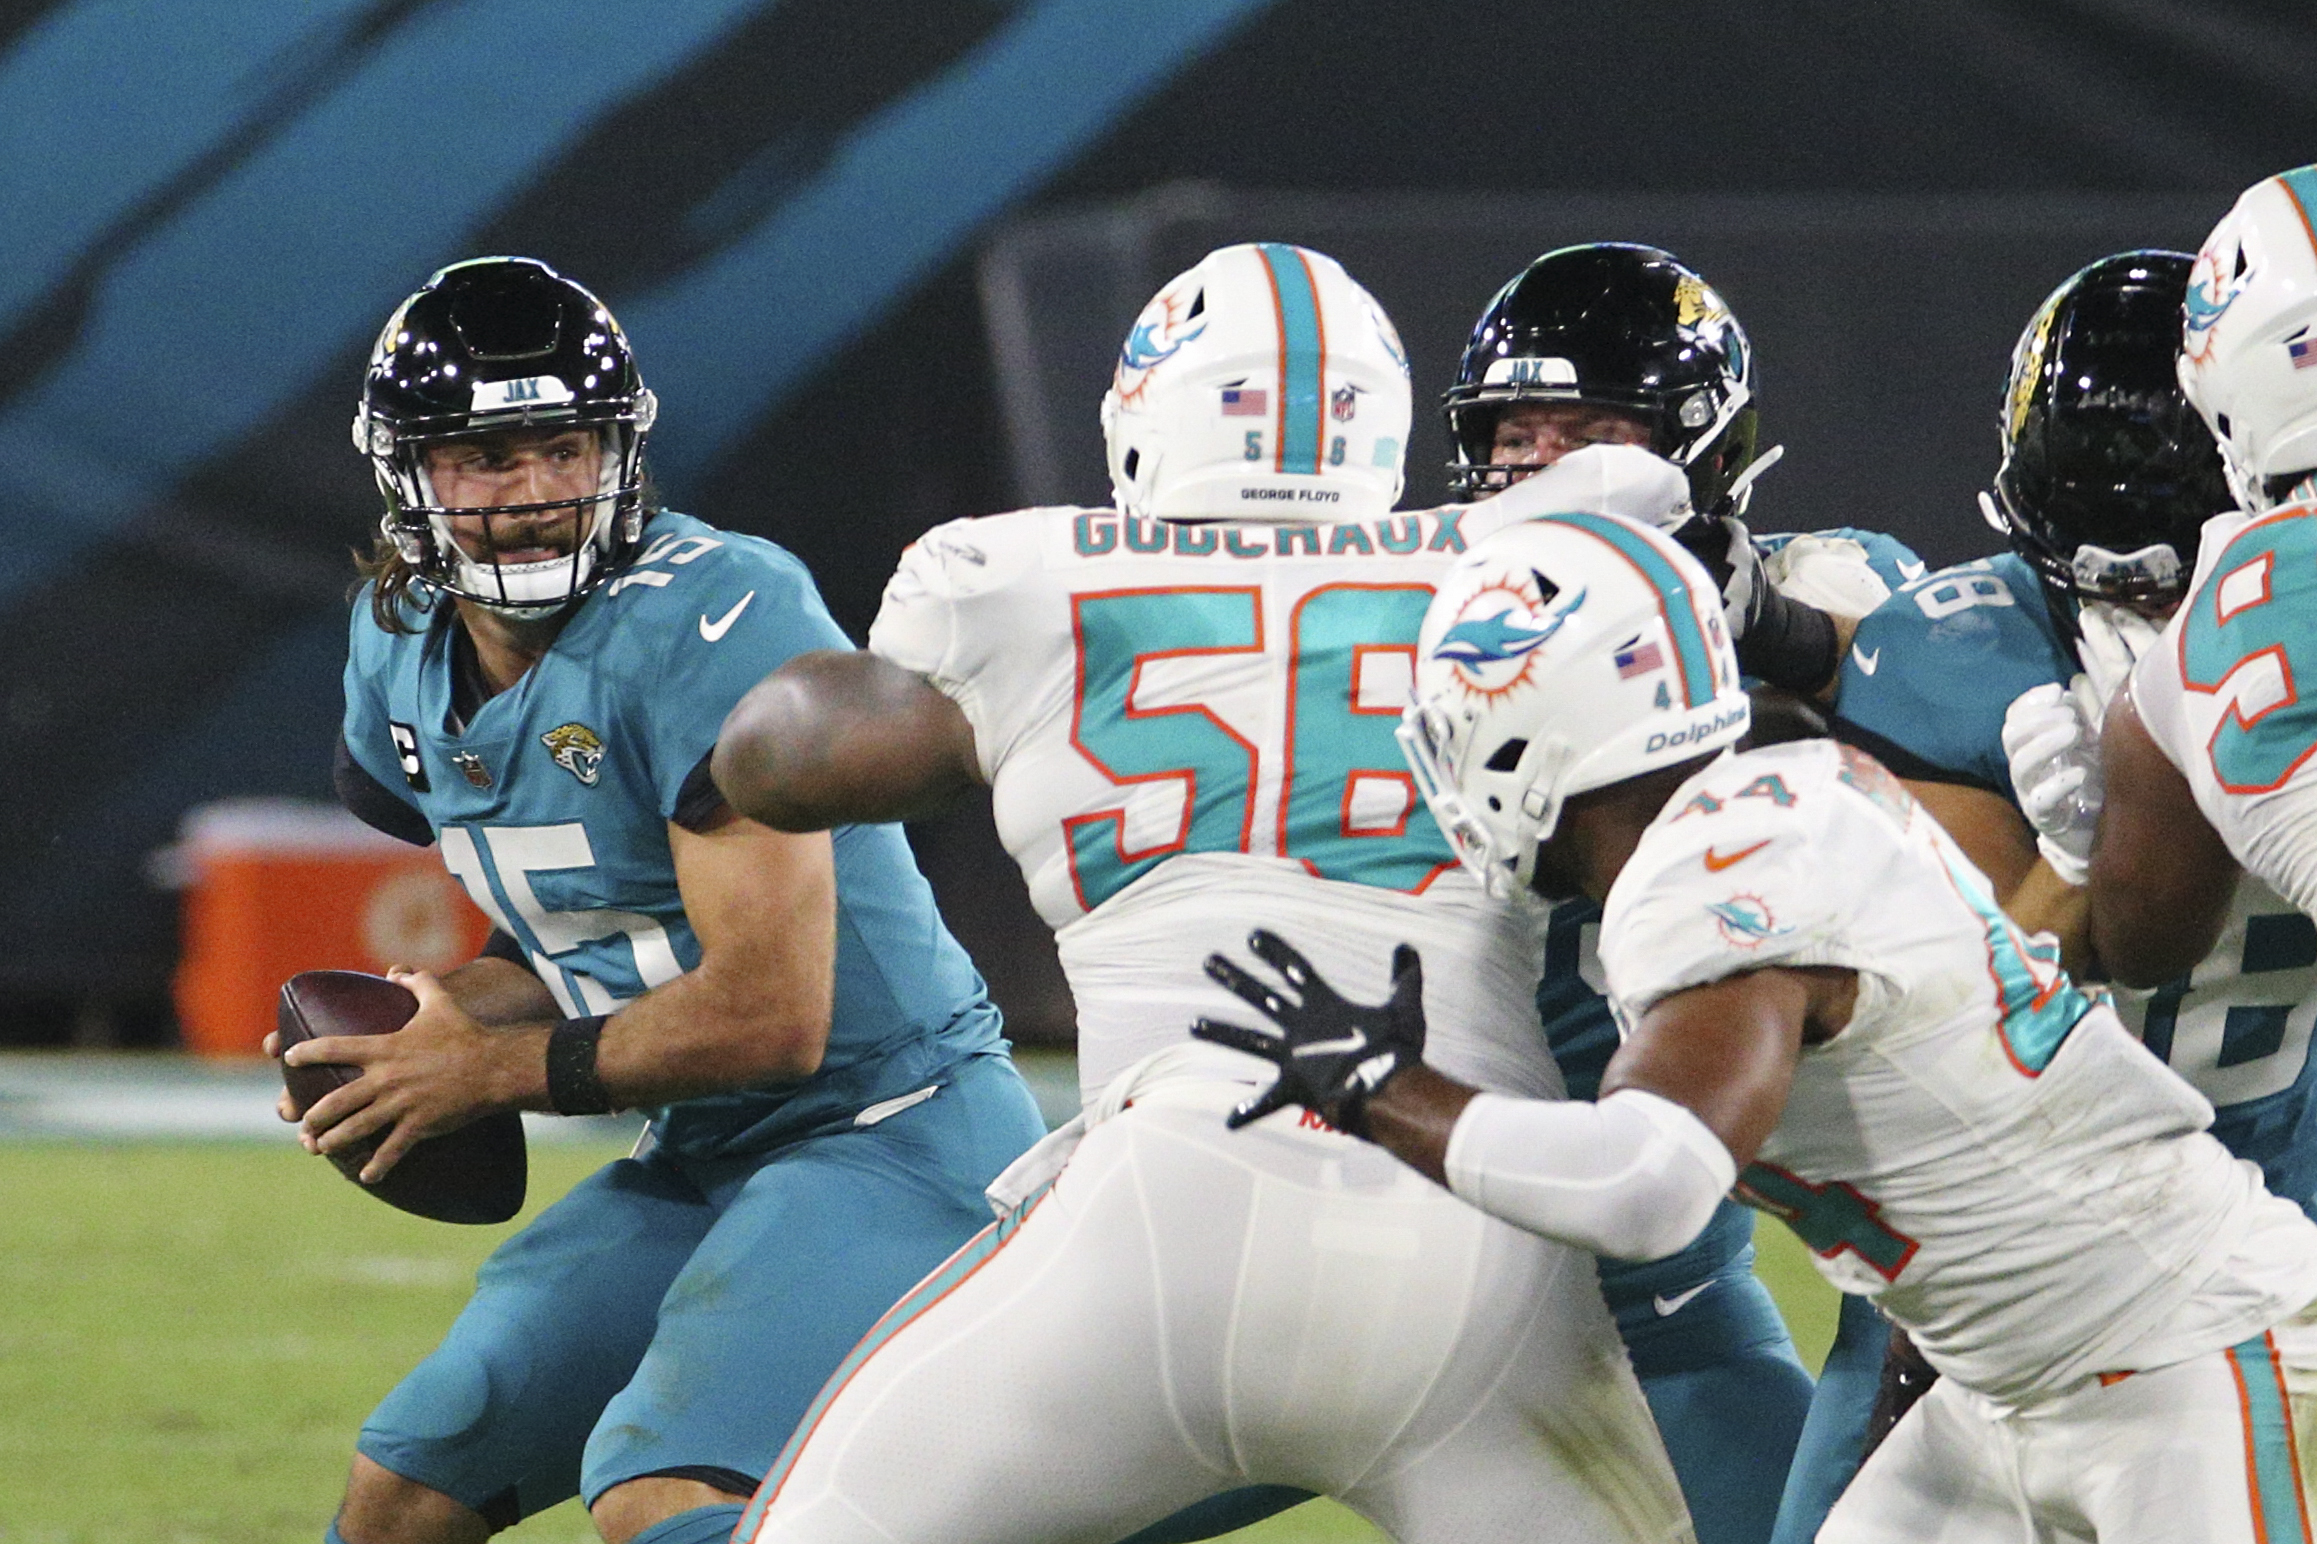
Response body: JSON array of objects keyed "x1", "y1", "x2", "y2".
[{"x1": 747, "y1": 1093, "x2": 1684, "y2": 1544}]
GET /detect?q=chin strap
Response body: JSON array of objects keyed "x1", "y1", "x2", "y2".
[{"x1": 1721, "y1": 443, "x2": 1785, "y2": 513}]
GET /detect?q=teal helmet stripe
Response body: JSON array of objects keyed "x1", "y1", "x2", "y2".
[
  {"x1": 2277, "y1": 165, "x2": 2317, "y2": 255},
  {"x1": 1549, "y1": 512, "x2": 1716, "y2": 706},
  {"x1": 1257, "y1": 243, "x2": 1326, "y2": 472}
]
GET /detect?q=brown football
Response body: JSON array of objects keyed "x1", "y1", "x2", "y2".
[{"x1": 276, "y1": 970, "x2": 527, "y2": 1224}]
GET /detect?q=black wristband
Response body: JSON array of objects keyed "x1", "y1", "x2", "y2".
[
  {"x1": 545, "y1": 1015, "x2": 615, "y2": 1116},
  {"x1": 1735, "y1": 587, "x2": 1840, "y2": 695}
]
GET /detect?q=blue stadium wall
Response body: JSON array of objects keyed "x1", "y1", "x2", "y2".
[{"x1": 0, "y1": 0, "x2": 2306, "y2": 1036}]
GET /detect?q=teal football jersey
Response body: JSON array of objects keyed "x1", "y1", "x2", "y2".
[
  {"x1": 342, "y1": 511, "x2": 1003, "y2": 1158},
  {"x1": 1755, "y1": 525, "x2": 1927, "y2": 595},
  {"x1": 1831, "y1": 553, "x2": 2076, "y2": 793},
  {"x1": 1832, "y1": 548, "x2": 2317, "y2": 1217}
]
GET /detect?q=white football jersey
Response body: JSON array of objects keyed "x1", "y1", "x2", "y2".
[
  {"x1": 870, "y1": 498, "x2": 1563, "y2": 1103},
  {"x1": 1599, "y1": 739, "x2": 2317, "y2": 1403},
  {"x1": 2133, "y1": 503, "x2": 2317, "y2": 920}
]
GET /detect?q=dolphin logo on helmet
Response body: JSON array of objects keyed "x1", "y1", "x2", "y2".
[
  {"x1": 2183, "y1": 246, "x2": 2251, "y2": 365},
  {"x1": 1399, "y1": 509, "x2": 1748, "y2": 903},
  {"x1": 2178, "y1": 167, "x2": 2317, "y2": 511},
  {"x1": 1101, "y1": 243, "x2": 1411, "y2": 526},
  {"x1": 1436, "y1": 595, "x2": 1587, "y2": 666}
]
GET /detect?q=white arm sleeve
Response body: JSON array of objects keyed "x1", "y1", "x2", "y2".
[{"x1": 1443, "y1": 1087, "x2": 1738, "y2": 1262}]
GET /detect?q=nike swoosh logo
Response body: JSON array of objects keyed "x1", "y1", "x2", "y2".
[
  {"x1": 1852, "y1": 644, "x2": 1880, "y2": 675},
  {"x1": 1653, "y1": 1282, "x2": 1713, "y2": 1317},
  {"x1": 1897, "y1": 559, "x2": 1926, "y2": 582},
  {"x1": 699, "y1": 591, "x2": 757, "y2": 642},
  {"x1": 1704, "y1": 840, "x2": 1772, "y2": 872}
]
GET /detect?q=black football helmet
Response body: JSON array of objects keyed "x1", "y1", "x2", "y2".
[
  {"x1": 1986, "y1": 250, "x2": 2230, "y2": 615},
  {"x1": 352, "y1": 256, "x2": 656, "y2": 614},
  {"x1": 1443, "y1": 243, "x2": 1763, "y2": 514}
]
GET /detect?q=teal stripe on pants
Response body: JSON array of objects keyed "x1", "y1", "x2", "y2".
[{"x1": 2231, "y1": 1331, "x2": 2311, "y2": 1544}]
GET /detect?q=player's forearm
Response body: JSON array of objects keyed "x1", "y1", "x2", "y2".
[
  {"x1": 714, "y1": 650, "x2": 979, "y2": 831},
  {"x1": 2088, "y1": 693, "x2": 2238, "y2": 987},
  {"x1": 441, "y1": 954, "x2": 561, "y2": 1027},
  {"x1": 590, "y1": 950, "x2": 835, "y2": 1107},
  {"x1": 1360, "y1": 1062, "x2": 1481, "y2": 1186},
  {"x1": 1439, "y1": 1088, "x2": 1736, "y2": 1262},
  {"x1": 2002, "y1": 860, "x2": 2095, "y2": 979}
]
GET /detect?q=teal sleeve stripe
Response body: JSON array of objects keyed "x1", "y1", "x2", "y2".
[
  {"x1": 1256, "y1": 242, "x2": 1325, "y2": 474},
  {"x1": 2230, "y1": 1331, "x2": 2314, "y2": 1544},
  {"x1": 1549, "y1": 512, "x2": 1716, "y2": 707}
]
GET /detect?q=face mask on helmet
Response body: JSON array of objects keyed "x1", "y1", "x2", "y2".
[
  {"x1": 1982, "y1": 250, "x2": 2230, "y2": 617},
  {"x1": 1397, "y1": 512, "x2": 1748, "y2": 903},
  {"x1": 352, "y1": 256, "x2": 657, "y2": 616},
  {"x1": 1101, "y1": 243, "x2": 1411, "y2": 526},
  {"x1": 1441, "y1": 243, "x2": 1768, "y2": 518},
  {"x1": 2178, "y1": 168, "x2": 2317, "y2": 514}
]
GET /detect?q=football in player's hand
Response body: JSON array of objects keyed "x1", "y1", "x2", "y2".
[{"x1": 276, "y1": 970, "x2": 527, "y2": 1224}]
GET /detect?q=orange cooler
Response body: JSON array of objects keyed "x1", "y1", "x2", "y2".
[{"x1": 173, "y1": 799, "x2": 489, "y2": 1057}]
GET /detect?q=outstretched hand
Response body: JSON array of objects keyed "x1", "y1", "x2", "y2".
[{"x1": 1191, "y1": 931, "x2": 1426, "y2": 1134}]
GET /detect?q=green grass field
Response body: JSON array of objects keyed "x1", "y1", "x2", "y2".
[{"x1": 0, "y1": 1141, "x2": 1839, "y2": 1544}]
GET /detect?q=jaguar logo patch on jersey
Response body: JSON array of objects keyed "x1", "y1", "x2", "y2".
[
  {"x1": 450, "y1": 751, "x2": 493, "y2": 789},
  {"x1": 1708, "y1": 895, "x2": 1793, "y2": 949},
  {"x1": 388, "y1": 721, "x2": 430, "y2": 793},
  {"x1": 541, "y1": 723, "x2": 605, "y2": 786}
]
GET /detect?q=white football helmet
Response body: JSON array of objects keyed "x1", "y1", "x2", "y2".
[
  {"x1": 1398, "y1": 512, "x2": 1748, "y2": 901},
  {"x1": 1101, "y1": 243, "x2": 1411, "y2": 524},
  {"x1": 2179, "y1": 167, "x2": 2317, "y2": 510}
]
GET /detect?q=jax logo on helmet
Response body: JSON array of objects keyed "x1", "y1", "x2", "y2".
[
  {"x1": 1113, "y1": 277, "x2": 1209, "y2": 406},
  {"x1": 2184, "y1": 242, "x2": 2252, "y2": 364},
  {"x1": 1433, "y1": 576, "x2": 1587, "y2": 699}
]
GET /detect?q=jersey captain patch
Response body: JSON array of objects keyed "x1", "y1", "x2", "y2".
[
  {"x1": 388, "y1": 721, "x2": 430, "y2": 792},
  {"x1": 541, "y1": 722, "x2": 606, "y2": 786}
]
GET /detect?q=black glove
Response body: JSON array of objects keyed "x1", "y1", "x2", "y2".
[
  {"x1": 1677, "y1": 514, "x2": 1838, "y2": 693},
  {"x1": 1190, "y1": 930, "x2": 1426, "y2": 1134},
  {"x1": 1862, "y1": 1323, "x2": 1939, "y2": 1458}
]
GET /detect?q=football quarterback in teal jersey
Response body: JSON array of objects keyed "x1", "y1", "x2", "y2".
[{"x1": 287, "y1": 257, "x2": 1043, "y2": 1544}]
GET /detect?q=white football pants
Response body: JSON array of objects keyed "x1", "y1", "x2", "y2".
[
  {"x1": 1823, "y1": 1301, "x2": 2317, "y2": 1544},
  {"x1": 735, "y1": 1081, "x2": 1693, "y2": 1544}
]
